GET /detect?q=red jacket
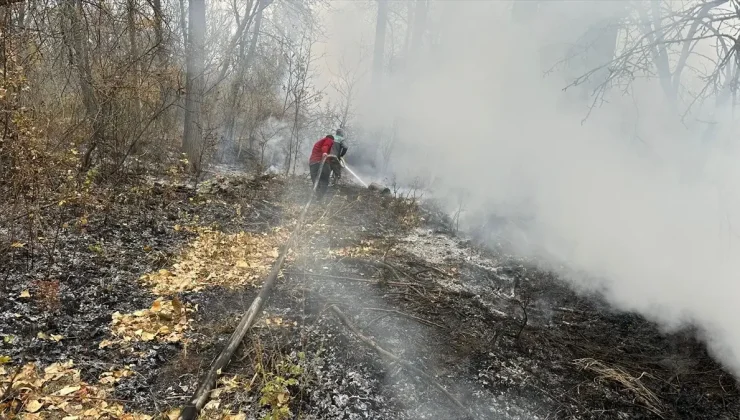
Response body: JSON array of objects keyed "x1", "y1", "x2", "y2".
[{"x1": 309, "y1": 136, "x2": 334, "y2": 164}]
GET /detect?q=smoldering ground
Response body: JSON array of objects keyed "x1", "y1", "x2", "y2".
[{"x1": 328, "y1": 0, "x2": 740, "y2": 379}]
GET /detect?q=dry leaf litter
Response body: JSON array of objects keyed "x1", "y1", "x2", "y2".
[{"x1": 140, "y1": 228, "x2": 288, "y2": 295}]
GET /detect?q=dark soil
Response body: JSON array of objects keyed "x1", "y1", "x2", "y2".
[
  {"x1": 0, "y1": 173, "x2": 284, "y2": 393},
  {"x1": 3, "y1": 171, "x2": 739, "y2": 420}
]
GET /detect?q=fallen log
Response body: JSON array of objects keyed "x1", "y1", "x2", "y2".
[{"x1": 328, "y1": 305, "x2": 473, "y2": 419}]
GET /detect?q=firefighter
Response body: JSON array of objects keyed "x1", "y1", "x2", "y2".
[{"x1": 308, "y1": 129, "x2": 348, "y2": 198}]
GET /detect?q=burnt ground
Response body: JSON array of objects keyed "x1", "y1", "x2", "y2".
[{"x1": 2, "y1": 170, "x2": 739, "y2": 419}]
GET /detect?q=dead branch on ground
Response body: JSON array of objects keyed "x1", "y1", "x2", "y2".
[
  {"x1": 341, "y1": 256, "x2": 405, "y2": 281},
  {"x1": 361, "y1": 307, "x2": 448, "y2": 330},
  {"x1": 288, "y1": 271, "x2": 417, "y2": 287}
]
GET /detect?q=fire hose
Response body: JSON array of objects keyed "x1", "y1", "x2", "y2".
[{"x1": 178, "y1": 153, "x2": 335, "y2": 420}]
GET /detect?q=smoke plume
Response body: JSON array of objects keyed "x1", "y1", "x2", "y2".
[{"x1": 325, "y1": 1, "x2": 740, "y2": 376}]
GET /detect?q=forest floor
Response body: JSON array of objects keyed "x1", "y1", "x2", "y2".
[{"x1": 1, "y1": 168, "x2": 739, "y2": 420}]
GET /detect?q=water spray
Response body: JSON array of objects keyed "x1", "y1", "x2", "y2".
[{"x1": 340, "y1": 159, "x2": 368, "y2": 188}]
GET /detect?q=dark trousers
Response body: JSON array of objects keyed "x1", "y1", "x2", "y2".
[{"x1": 309, "y1": 162, "x2": 331, "y2": 198}]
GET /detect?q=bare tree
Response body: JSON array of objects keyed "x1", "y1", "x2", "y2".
[
  {"x1": 279, "y1": 30, "x2": 324, "y2": 175},
  {"x1": 0, "y1": 0, "x2": 324, "y2": 185},
  {"x1": 331, "y1": 54, "x2": 367, "y2": 129},
  {"x1": 63, "y1": 0, "x2": 104, "y2": 172},
  {"x1": 256, "y1": 118, "x2": 287, "y2": 169},
  {"x1": 223, "y1": 0, "x2": 269, "y2": 145},
  {"x1": 183, "y1": 0, "x2": 206, "y2": 171},
  {"x1": 564, "y1": 0, "x2": 739, "y2": 120}
]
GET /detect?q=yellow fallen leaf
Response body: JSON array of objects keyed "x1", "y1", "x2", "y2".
[
  {"x1": 37, "y1": 332, "x2": 49, "y2": 340},
  {"x1": 99, "y1": 375, "x2": 116, "y2": 385},
  {"x1": 166, "y1": 409, "x2": 181, "y2": 420},
  {"x1": 20, "y1": 290, "x2": 31, "y2": 298},
  {"x1": 141, "y1": 332, "x2": 156, "y2": 341},
  {"x1": 236, "y1": 260, "x2": 249, "y2": 268},
  {"x1": 45, "y1": 360, "x2": 73, "y2": 374},
  {"x1": 57, "y1": 385, "x2": 81, "y2": 396},
  {"x1": 151, "y1": 300, "x2": 162, "y2": 312},
  {"x1": 99, "y1": 339, "x2": 113, "y2": 349},
  {"x1": 83, "y1": 408, "x2": 100, "y2": 417},
  {"x1": 25, "y1": 399, "x2": 43, "y2": 413},
  {"x1": 11, "y1": 242, "x2": 26, "y2": 248},
  {"x1": 50, "y1": 334, "x2": 64, "y2": 342},
  {"x1": 0, "y1": 355, "x2": 11, "y2": 364},
  {"x1": 223, "y1": 414, "x2": 246, "y2": 420}
]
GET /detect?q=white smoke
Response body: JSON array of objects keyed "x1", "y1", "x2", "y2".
[{"x1": 322, "y1": 1, "x2": 740, "y2": 376}]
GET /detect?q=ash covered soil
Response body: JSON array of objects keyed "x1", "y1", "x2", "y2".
[{"x1": 1, "y1": 171, "x2": 738, "y2": 420}]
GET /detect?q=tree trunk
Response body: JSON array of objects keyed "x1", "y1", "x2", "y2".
[
  {"x1": 224, "y1": 0, "x2": 264, "y2": 146},
  {"x1": 64, "y1": 0, "x2": 104, "y2": 171},
  {"x1": 285, "y1": 99, "x2": 299, "y2": 175},
  {"x1": 150, "y1": 0, "x2": 165, "y2": 63},
  {"x1": 127, "y1": 0, "x2": 142, "y2": 127},
  {"x1": 183, "y1": 0, "x2": 206, "y2": 172},
  {"x1": 179, "y1": 0, "x2": 188, "y2": 48},
  {"x1": 638, "y1": 0, "x2": 674, "y2": 101},
  {"x1": 371, "y1": 0, "x2": 388, "y2": 89},
  {"x1": 150, "y1": 0, "x2": 174, "y2": 143}
]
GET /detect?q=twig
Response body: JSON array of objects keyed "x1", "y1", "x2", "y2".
[
  {"x1": 361, "y1": 307, "x2": 448, "y2": 330},
  {"x1": 408, "y1": 261, "x2": 452, "y2": 278},
  {"x1": 1, "y1": 363, "x2": 23, "y2": 402},
  {"x1": 0, "y1": 200, "x2": 67, "y2": 226},
  {"x1": 287, "y1": 271, "x2": 417, "y2": 287},
  {"x1": 328, "y1": 305, "x2": 473, "y2": 419},
  {"x1": 341, "y1": 257, "x2": 404, "y2": 281}
]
